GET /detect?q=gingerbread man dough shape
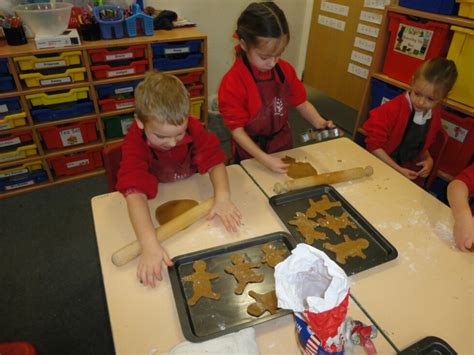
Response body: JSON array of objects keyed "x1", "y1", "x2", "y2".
[
  {"x1": 288, "y1": 212, "x2": 328, "y2": 243},
  {"x1": 305, "y1": 195, "x2": 342, "y2": 218},
  {"x1": 247, "y1": 290, "x2": 278, "y2": 317},
  {"x1": 317, "y1": 211, "x2": 357, "y2": 235},
  {"x1": 224, "y1": 253, "x2": 264, "y2": 295},
  {"x1": 182, "y1": 260, "x2": 221, "y2": 306},
  {"x1": 261, "y1": 242, "x2": 287, "y2": 268},
  {"x1": 282, "y1": 155, "x2": 318, "y2": 179},
  {"x1": 323, "y1": 235, "x2": 369, "y2": 264}
]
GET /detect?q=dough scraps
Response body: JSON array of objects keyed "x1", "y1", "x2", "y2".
[
  {"x1": 260, "y1": 242, "x2": 287, "y2": 268},
  {"x1": 305, "y1": 195, "x2": 342, "y2": 218},
  {"x1": 282, "y1": 155, "x2": 318, "y2": 179},
  {"x1": 323, "y1": 235, "x2": 369, "y2": 264},
  {"x1": 182, "y1": 260, "x2": 221, "y2": 306},
  {"x1": 317, "y1": 211, "x2": 357, "y2": 235},
  {"x1": 288, "y1": 212, "x2": 328, "y2": 243},
  {"x1": 224, "y1": 253, "x2": 264, "y2": 295},
  {"x1": 155, "y1": 199, "x2": 198, "y2": 225},
  {"x1": 247, "y1": 290, "x2": 278, "y2": 317}
]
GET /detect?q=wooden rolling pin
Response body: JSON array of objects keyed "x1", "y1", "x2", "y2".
[
  {"x1": 111, "y1": 198, "x2": 214, "y2": 266},
  {"x1": 273, "y1": 166, "x2": 374, "y2": 194}
]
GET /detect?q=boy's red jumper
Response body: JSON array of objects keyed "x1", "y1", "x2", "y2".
[
  {"x1": 454, "y1": 164, "x2": 474, "y2": 197},
  {"x1": 116, "y1": 116, "x2": 226, "y2": 199}
]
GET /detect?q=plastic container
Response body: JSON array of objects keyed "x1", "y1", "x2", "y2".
[
  {"x1": 26, "y1": 87, "x2": 90, "y2": 106},
  {"x1": 398, "y1": 0, "x2": 458, "y2": 15},
  {"x1": 439, "y1": 108, "x2": 474, "y2": 176},
  {"x1": 0, "y1": 75, "x2": 15, "y2": 92},
  {"x1": 90, "y1": 60, "x2": 147, "y2": 80},
  {"x1": 48, "y1": 149, "x2": 103, "y2": 176},
  {"x1": 0, "y1": 58, "x2": 9, "y2": 74},
  {"x1": 186, "y1": 83, "x2": 204, "y2": 97},
  {"x1": 93, "y1": 5, "x2": 125, "y2": 40},
  {"x1": 0, "y1": 131, "x2": 33, "y2": 149},
  {"x1": 370, "y1": 78, "x2": 404, "y2": 109},
  {"x1": 151, "y1": 40, "x2": 203, "y2": 56},
  {"x1": 99, "y1": 97, "x2": 134, "y2": 112},
  {"x1": 14, "y1": 51, "x2": 82, "y2": 72},
  {"x1": 0, "y1": 161, "x2": 43, "y2": 179},
  {"x1": 31, "y1": 101, "x2": 94, "y2": 122},
  {"x1": 0, "y1": 169, "x2": 47, "y2": 191},
  {"x1": 38, "y1": 119, "x2": 98, "y2": 149},
  {"x1": 125, "y1": 4, "x2": 153, "y2": 37},
  {"x1": 0, "y1": 144, "x2": 37, "y2": 163},
  {"x1": 382, "y1": 13, "x2": 451, "y2": 84},
  {"x1": 95, "y1": 80, "x2": 141, "y2": 99},
  {"x1": 153, "y1": 53, "x2": 203, "y2": 71},
  {"x1": 0, "y1": 97, "x2": 22, "y2": 115},
  {"x1": 102, "y1": 113, "x2": 134, "y2": 138},
  {"x1": 458, "y1": 0, "x2": 474, "y2": 18},
  {"x1": 14, "y1": 2, "x2": 73, "y2": 36},
  {"x1": 88, "y1": 45, "x2": 146, "y2": 63},
  {"x1": 20, "y1": 67, "x2": 86, "y2": 88},
  {"x1": 447, "y1": 26, "x2": 474, "y2": 108},
  {"x1": 0, "y1": 112, "x2": 27, "y2": 131},
  {"x1": 190, "y1": 99, "x2": 204, "y2": 120},
  {"x1": 176, "y1": 71, "x2": 203, "y2": 85}
]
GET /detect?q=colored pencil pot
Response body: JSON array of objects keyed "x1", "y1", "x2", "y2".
[
  {"x1": 4, "y1": 26, "x2": 27, "y2": 46},
  {"x1": 93, "y1": 6, "x2": 125, "y2": 40}
]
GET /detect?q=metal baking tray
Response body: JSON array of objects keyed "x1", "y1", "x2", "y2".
[
  {"x1": 399, "y1": 336, "x2": 457, "y2": 354},
  {"x1": 269, "y1": 185, "x2": 397, "y2": 275},
  {"x1": 169, "y1": 232, "x2": 297, "y2": 342}
]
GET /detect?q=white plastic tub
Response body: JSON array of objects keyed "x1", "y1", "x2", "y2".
[{"x1": 15, "y1": 2, "x2": 73, "y2": 36}]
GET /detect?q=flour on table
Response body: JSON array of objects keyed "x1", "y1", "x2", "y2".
[{"x1": 434, "y1": 222, "x2": 453, "y2": 242}]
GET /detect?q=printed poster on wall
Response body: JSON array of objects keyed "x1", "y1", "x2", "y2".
[{"x1": 394, "y1": 24, "x2": 433, "y2": 60}]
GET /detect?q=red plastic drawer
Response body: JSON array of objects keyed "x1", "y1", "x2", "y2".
[
  {"x1": 91, "y1": 60, "x2": 148, "y2": 80},
  {"x1": 383, "y1": 13, "x2": 451, "y2": 84},
  {"x1": 88, "y1": 45, "x2": 147, "y2": 63},
  {"x1": 48, "y1": 148, "x2": 103, "y2": 176},
  {"x1": 187, "y1": 83, "x2": 204, "y2": 97},
  {"x1": 0, "y1": 130, "x2": 33, "y2": 149},
  {"x1": 439, "y1": 109, "x2": 474, "y2": 176},
  {"x1": 176, "y1": 70, "x2": 203, "y2": 85},
  {"x1": 98, "y1": 97, "x2": 135, "y2": 112},
  {"x1": 38, "y1": 119, "x2": 98, "y2": 149}
]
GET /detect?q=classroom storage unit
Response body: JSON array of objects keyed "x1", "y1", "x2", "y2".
[
  {"x1": 458, "y1": 0, "x2": 474, "y2": 19},
  {"x1": 0, "y1": 27, "x2": 208, "y2": 198},
  {"x1": 398, "y1": 0, "x2": 458, "y2": 15},
  {"x1": 370, "y1": 78, "x2": 404, "y2": 109}
]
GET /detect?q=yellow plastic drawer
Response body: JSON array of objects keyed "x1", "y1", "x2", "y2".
[
  {"x1": 457, "y1": 0, "x2": 474, "y2": 19},
  {"x1": 190, "y1": 99, "x2": 204, "y2": 120},
  {"x1": 0, "y1": 112, "x2": 27, "y2": 131},
  {"x1": 447, "y1": 26, "x2": 474, "y2": 107},
  {"x1": 14, "y1": 51, "x2": 82, "y2": 71},
  {"x1": 26, "y1": 87, "x2": 90, "y2": 107},
  {"x1": 0, "y1": 144, "x2": 37, "y2": 163},
  {"x1": 20, "y1": 67, "x2": 86, "y2": 88},
  {"x1": 0, "y1": 160, "x2": 42, "y2": 179}
]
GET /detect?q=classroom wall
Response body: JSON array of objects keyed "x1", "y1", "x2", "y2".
[{"x1": 148, "y1": 0, "x2": 313, "y2": 96}]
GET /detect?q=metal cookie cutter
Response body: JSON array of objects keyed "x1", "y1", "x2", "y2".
[{"x1": 300, "y1": 127, "x2": 341, "y2": 143}]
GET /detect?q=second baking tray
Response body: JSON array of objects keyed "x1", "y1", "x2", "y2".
[
  {"x1": 269, "y1": 185, "x2": 397, "y2": 275},
  {"x1": 168, "y1": 232, "x2": 297, "y2": 342}
]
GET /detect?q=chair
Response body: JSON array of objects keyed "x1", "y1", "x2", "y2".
[
  {"x1": 425, "y1": 128, "x2": 449, "y2": 191},
  {"x1": 102, "y1": 143, "x2": 123, "y2": 192}
]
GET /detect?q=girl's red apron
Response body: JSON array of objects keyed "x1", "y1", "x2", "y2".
[{"x1": 234, "y1": 56, "x2": 293, "y2": 161}]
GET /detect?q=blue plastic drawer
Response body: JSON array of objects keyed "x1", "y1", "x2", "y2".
[
  {"x1": 0, "y1": 75, "x2": 15, "y2": 92},
  {"x1": 399, "y1": 0, "x2": 458, "y2": 15},
  {"x1": 0, "y1": 58, "x2": 9, "y2": 74},
  {"x1": 153, "y1": 53, "x2": 203, "y2": 71},
  {"x1": 0, "y1": 97, "x2": 21, "y2": 116},
  {"x1": 95, "y1": 80, "x2": 141, "y2": 99},
  {"x1": 370, "y1": 78, "x2": 404, "y2": 109},
  {"x1": 152, "y1": 40, "x2": 202, "y2": 56},
  {"x1": 0, "y1": 169, "x2": 47, "y2": 191},
  {"x1": 31, "y1": 101, "x2": 94, "y2": 122}
]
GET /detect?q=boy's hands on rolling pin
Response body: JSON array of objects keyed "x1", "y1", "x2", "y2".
[
  {"x1": 262, "y1": 154, "x2": 290, "y2": 174},
  {"x1": 137, "y1": 239, "x2": 173, "y2": 288},
  {"x1": 416, "y1": 155, "x2": 433, "y2": 178},
  {"x1": 207, "y1": 197, "x2": 242, "y2": 233}
]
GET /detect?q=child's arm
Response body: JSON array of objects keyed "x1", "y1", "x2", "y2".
[
  {"x1": 415, "y1": 150, "x2": 434, "y2": 178},
  {"x1": 207, "y1": 163, "x2": 242, "y2": 232},
  {"x1": 231, "y1": 127, "x2": 289, "y2": 173},
  {"x1": 126, "y1": 193, "x2": 173, "y2": 287},
  {"x1": 296, "y1": 100, "x2": 334, "y2": 129},
  {"x1": 447, "y1": 179, "x2": 474, "y2": 251},
  {"x1": 371, "y1": 148, "x2": 418, "y2": 180}
]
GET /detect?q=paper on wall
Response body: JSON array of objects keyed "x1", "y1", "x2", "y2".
[
  {"x1": 320, "y1": 1, "x2": 350, "y2": 17},
  {"x1": 364, "y1": 0, "x2": 391, "y2": 9},
  {"x1": 318, "y1": 14, "x2": 346, "y2": 32},
  {"x1": 354, "y1": 36, "x2": 376, "y2": 52},
  {"x1": 348, "y1": 63, "x2": 369, "y2": 79},
  {"x1": 360, "y1": 10, "x2": 383, "y2": 24},
  {"x1": 351, "y1": 50, "x2": 373, "y2": 66},
  {"x1": 357, "y1": 23, "x2": 380, "y2": 38}
]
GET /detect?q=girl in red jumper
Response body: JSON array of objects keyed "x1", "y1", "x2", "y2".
[
  {"x1": 116, "y1": 73, "x2": 241, "y2": 288},
  {"x1": 363, "y1": 58, "x2": 457, "y2": 183},
  {"x1": 218, "y1": 2, "x2": 334, "y2": 173}
]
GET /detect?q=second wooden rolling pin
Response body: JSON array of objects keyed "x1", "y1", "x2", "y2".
[
  {"x1": 273, "y1": 166, "x2": 374, "y2": 194},
  {"x1": 111, "y1": 198, "x2": 214, "y2": 266}
]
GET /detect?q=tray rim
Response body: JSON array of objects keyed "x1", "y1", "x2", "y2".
[
  {"x1": 168, "y1": 231, "x2": 297, "y2": 343},
  {"x1": 268, "y1": 184, "x2": 398, "y2": 275},
  {"x1": 399, "y1": 335, "x2": 457, "y2": 355}
]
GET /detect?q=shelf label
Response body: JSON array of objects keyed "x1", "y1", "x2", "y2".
[
  {"x1": 0, "y1": 123, "x2": 11, "y2": 130},
  {"x1": 107, "y1": 68, "x2": 135, "y2": 78},
  {"x1": 106, "y1": 52, "x2": 133, "y2": 61},
  {"x1": 35, "y1": 60, "x2": 66, "y2": 69},
  {"x1": 0, "y1": 152, "x2": 22, "y2": 163},
  {"x1": 357, "y1": 23, "x2": 379, "y2": 38},
  {"x1": 116, "y1": 102, "x2": 134, "y2": 110},
  {"x1": 354, "y1": 37, "x2": 376, "y2": 52},
  {"x1": 120, "y1": 117, "x2": 134, "y2": 135},
  {"x1": 5, "y1": 179, "x2": 35, "y2": 190},
  {"x1": 60, "y1": 127, "x2": 84, "y2": 146},
  {"x1": 165, "y1": 47, "x2": 190, "y2": 55},
  {"x1": 66, "y1": 158, "x2": 90, "y2": 169},
  {"x1": 351, "y1": 50, "x2": 373, "y2": 66},
  {"x1": 0, "y1": 104, "x2": 8, "y2": 113},
  {"x1": 40, "y1": 76, "x2": 72, "y2": 86},
  {"x1": 0, "y1": 168, "x2": 28, "y2": 179},
  {"x1": 114, "y1": 86, "x2": 134, "y2": 94},
  {"x1": 364, "y1": 0, "x2": 391, "y2": 9},
  {"x1": 360, "y1": 10, "x2": 382, "y2": 24},
  {"x1": 348, "y1": 63, "x2": 369, "y2": 79},
  {"x1": 394, "y1": 24, "x2": 433, "y2": 60},
  {"x1": 320, "y1": 1, "x2": 349, "y2": 17},
  {"x1": 318, "y1": 14, "x2": 346, "y2": 31},
  {"x1": 0, "y1": 136, "x2": 21, "y2": 148},
  {"x1": 442, "y1": 119, "x2": 467, "y2": 143}
]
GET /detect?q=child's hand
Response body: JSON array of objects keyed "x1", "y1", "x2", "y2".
[
  {"x1": 207, "y1": 198, "x2": 242, "y2": 233},
  {"x1": 453, "y1": 216, "x2": 474, "y2": 252},
  {"x1": 262, "y1": 155, "x2": 290, "y2": 173},
  {"x1": 416, "y1": 155, "x2": 434, "y2": 178},
  {"x1": 137, "y1": 242, "x2": 173, "y2": 288},
  {"x1": 315, "y1": 119, "x2": 335, "y2": 129},
  {"x1": 398, "y1": 166, "x2": 419, "y2": 180}
]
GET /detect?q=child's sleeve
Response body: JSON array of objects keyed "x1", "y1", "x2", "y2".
[
  {"x1": 218, "y1": 73, "x2": 251, "y2": 131},
  {"x1": 188, "y1": 117, "x2": 226, "y2": 174},
  {"x1": 281, "y1": 61, "x2": 307, "y2": 107},
  {"x1": 116, "y1": 124, "x2": 159, "y2": 199},
  {"x1": 362, "y1": 103, "x2": 396, "y2": 152},
  {"x1": 454, "y1": 165, "x2": 474, "y2": 197}
]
